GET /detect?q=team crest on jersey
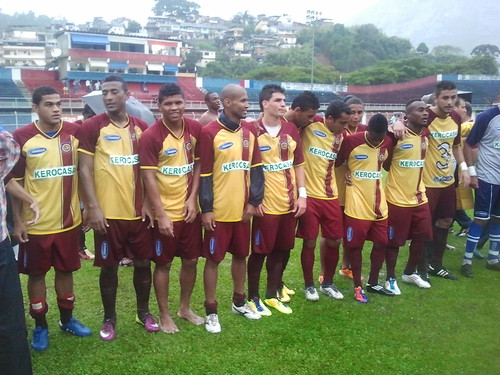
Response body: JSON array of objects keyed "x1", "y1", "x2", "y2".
[
  {"x1": 242, "y1": 139, "x2": 250, "y2": 149},
  {"x1": 131, "y1": 132, "x2": 137, "y2": 141},
  {"x1": 209, "y1": 237, "x2": 216, "y2": 254},
  {"x1": 346, "y1": 227, "x2": 353, "y2": 242},
  {"x1": 61, "y1": 142, "x2": 72, "y2": 153},
  {"x1": 155, "y1": 240, "x2": 162, "y2": 256},
  {"x1": 165, "y1": 148, "x2": 178, "y2": 156},
  {"x1": 104, "y1": 135, "x2": 121, "y2": 141},
  {"x1": 185, "y1": 141, "x2": 192, "y2": 151},
  {"x1": 388, "y1": 226, "x2": 394, "y2": 240},
  {"x1": 421, "y1": 142, "x2": 427, "y2": 150},
  {"x1": 101, "y1": 241, "x2": 109, "y2": 259},
  {"x1": 378, "y1": 152, "x2": 385, "y2": 161},
  {"x1": 335, "y1": 136, "x2": 341, "y2": 144},
  {"x1": 27, "y1": 147, "x2": 47, "y2": 156},
  {"x1": 280, "y1": 141, "x2": 288, "y2": 150},
  {"x1": 313, "y1": 130, "x2": 327, "y2": 138}
]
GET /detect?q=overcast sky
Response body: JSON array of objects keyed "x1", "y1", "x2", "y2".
[{"x1": 2, "y1": 0, "x2": 380, "y2": 25}]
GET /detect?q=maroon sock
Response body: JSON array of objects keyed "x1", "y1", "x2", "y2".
[
  {"x1": 204, "y1": 301, "x2": 218, "y2": 315},
  {"x1": 232, "y1": 292, "x2": 246, "y2": 307},
  {"x1": 321, "y1": 244, "x2": 339, "y2": 285},
  {"x1": 431, "y1": 226, "x2": 449, "y2": 269},
  {"x1": 301, "y1": 243, "x2": 316, "y2": 286},
  {"x1": 347, "y1": 246, "x2": 363, "y2": 287},
  {"x1": 247, "y1": 253, "x2": 265, "y2": 299},
  {"x1": 279, "y1": 251, "x2": 291, "y2": 285},
  {"x1": 404, "y1": 240, "x2": 424, "y2": 275},
  {"x1": 368, "y1": 244, "x2": 385, "y2": 285},
  {"x1": 265, "y1": 251, "x2": 283, "y2": 299},
  {"x1": 385, "y1": 246, "x2": 399, "y2": 279}
]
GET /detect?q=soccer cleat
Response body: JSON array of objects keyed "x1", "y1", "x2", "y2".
[
  {"x1": 231, "y1": 303, "x2": 261, "y2": 320},
  {"x1": 354, "y1": 286, "x2": 368, "y2": 303},
  {"x1": 428, "y1": 265, "x2": 458, "y2": 280},
  {"x1": 31, "y1": 326, "x2": 49, "y2": 351},
  {"x1": 485, "y1": 261, "x2": 500, "y2": 271},
  {"x1": 135, "y1": 313, "x2": 160, "y2": 333},
  {"x1": 281, "y1": 283, "x2": 295, "y2": 296},
  {"x1": 59, "y1": 317, "x2": 92, "y2": 337},
  {"x1": 418, "y1": 271, "x2": 431, "y2": 284},
  {"x1": 455, "y1": 228, "x2": 468, "y2": 237},
  {"x1": 460, "y1": 264, "x2": 474, "y2": 278},
  {"x1": 445, "y1": 244, "x2": 456, "y2": 251},
  {"x1": 99, "y1": 319, "x2": 116, "y2": 341},
  {"x1": 264, "y1": 298, "x2": 293, "y2": 314},
  {"x1": 319, "y1": 284, "x2": 344, "y2": 299},
  {"x1": 366, "y1": 284, "x2": 395, "y2": 296},
  {"x1": 473, "y1": 250, "x2": 484, "y2": 260},
  {"x1": 384, "y1": 278, "x2": 401, "y2": 295},
  {"x1": 247, "y1": 297, "x2": 272, "y2": 316},
  {"x1": 205, "y1": 313, "x2": 221, "y2": 334},
  {"x1": 277, "y1": 287, "x2": 291, "y2": 303},
  {"x1": 304, "y1": 286, "x2": 319, "y2": 301},
  {"x1": 401, "y1": 273, "x2": 431, "y2": 288}
]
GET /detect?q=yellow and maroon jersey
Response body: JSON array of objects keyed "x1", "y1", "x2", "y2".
[
  {"x1": 336, "y1": 124, "x2": 368, "y2": 206},
  {"x1": 78, "y1": 113, "x2": 148, "y2": 220},
  {"x1": 11, "y1": 121, "x2": 81, "y2": 234},
  {"x1": 139, "y1": 117, "x2": 201, "y2": 221},
  {"x1": 301, "y1": 117, "x2": 343, "y2": 200},
  {"x1": 197, "y1": 120, "x2": 261, "y2": 222},
  {"x1": 385, "y1": 129, "x2": 429, "y2": 207},
  {"x1": 423, "y1": 109, "x2": 461, "y2": 188},
  {"x1": 336, "y1": 132, "x2": 392, "y2": 221},
  {"x1": 257, "y1": 118, "x2": 304, "y2": 214}
]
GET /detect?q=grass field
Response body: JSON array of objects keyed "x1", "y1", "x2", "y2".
[{"x1": 23, "y1": 224, "x2": 500, "y2": 375}]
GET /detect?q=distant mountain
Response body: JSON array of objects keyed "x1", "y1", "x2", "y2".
[{"x1": 346, "y1": 0, "x2": 500, "y2": 55}]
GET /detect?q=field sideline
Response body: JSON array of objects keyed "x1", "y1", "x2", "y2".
[{"x1": 23, "y1": 225, "x2": 499, "y2": 375}]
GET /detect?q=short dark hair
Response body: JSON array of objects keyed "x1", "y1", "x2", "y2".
[
  {"x1": 465, "y1": 101, "x2": 472, "y2": 117},
  {"x1": 259, "y1": 84, "x2": 285, "y2": 111},
  {"x1": 32, "y1": 86, "x2": 58, "y2": 105},
  {"x1": 345, "y1": 97, "x2": 364, "y2": 106},
  {"x1": 368, "y1": 114, "x2": 388, "y2": 133},
  {"x1": 324, "y1": 100, "x2": 352, "y2": 120},
  {"x1": 103, "y1": 75, "x2": 128, "y2": 91},
  {"x1": 435, "y1": 80, "x2": 457, "y2": 96},
  {"x1": 158, "y1": 83, "x2": 184, "y2": 103},
  {"x1": 290, "y1": 91, "x2": 320, "y2": 111},
  {"x1": 405, "y1": 98, "x2": 423, "y2": 110},
  {"x1": 204, "y1": 91, "x2": 216, "y2": 102}
]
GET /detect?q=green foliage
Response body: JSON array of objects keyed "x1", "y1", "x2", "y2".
[
  {"x1": 0, "y1": 11, "x2": 53, "y2": 33},
  {"x1": 203, "y1": 57, "x2": 260, "y2": 79},
  {"x1": 416, "y1": 42, "x2": 429, "y2": 54},
  {"x1": 264, "y1": 48, "x2": 311, "y2": 67},
  {"x1": 152, "y1": 0, "x2": 200, "y2": 19},
  {"x1": 471, "y1": 44, "x2": 500, "y2": 57},
  {"x1": 126, "y1": 20, "x2": 142, "y2": 33},
  {"x1": 449, "y1": 55, "x2": 499, "y2": 75}
]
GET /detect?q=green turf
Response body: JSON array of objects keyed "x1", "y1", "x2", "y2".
[{"x1": 23, "y1": 225, "x2": 500, "y2": 375}]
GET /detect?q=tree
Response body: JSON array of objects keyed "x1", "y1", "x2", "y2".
[
  {"x1": 416, "y1": 42, "x2": 429, "y2": 54},
  {"x1": 471, "y1": 44, "x2": 500, "y2": 58},
  {"x1": 152, "y1": 0, "x2": 200, "y2": 20},
  {"x1": 126, "y1": 20, "x2": 142, "y2": 33},
  {"x1": 182, "y1": 49, "x2": 203, "y2": 72}
]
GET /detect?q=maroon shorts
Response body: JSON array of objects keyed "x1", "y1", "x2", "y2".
[
  {"x1": 18, "y1": 226, "x2": 80, "y2": 275},
  {"x1": 202, "y1": 221, "x2": 250, "y2": 263},
  {"x1": 94, "y1": 219, "x2": 152, "y2": 267},
  {"x1": 426, "y1": 184, "x2": 456, "y2": 220},
  {"x1": 252, "y1": 213, "x2": 297, "y2": 255},
  {"x1": 343, "y1": 216, "x2": 389, "y2": 248},
  {"x1": 387, "y1": 202, "x2": 433, "y2": 247},
  {"x1": 297, "y1": 197, "x2": 343, "y2": 240},
  {"x1": 152, "y1": 217, "x2": 202, "y2": 265}
]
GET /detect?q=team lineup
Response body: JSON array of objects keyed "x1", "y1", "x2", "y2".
[{"x1": 5, "y1": 76, "x2": 500, "y2": 352}]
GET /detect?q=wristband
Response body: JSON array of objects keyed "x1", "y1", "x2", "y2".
[
  {"x1": 468, "y1": 166, "x2": 477, "y2": 177},
  {"x1": 459, "y1": 162, "x2": 468, "y2": 172},
  {"x1": 298, "y1": 187, "x2": 307, "y2": 198}
]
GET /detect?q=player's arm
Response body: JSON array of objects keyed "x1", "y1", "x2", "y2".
[
  {"x1": 78, "y1": 152, "x2": 108, "y2": 233},
  {"x1": 141, "y1": 168, "x2": 174, "y2": 237},
  {"x1": 198, "y1": 129, "x2": 216, "y2": 231},
  {"x1": 6, "y1": 179, "x2": 39, "y2": 225},
  {"x1": 243, "y1": 133, "x2": 265, "y2": 222},
  {"x1": 293, "y1": 164, "x2": 307, "y2": 217},
  {"x1": 184, "y1": 160, "x2": 200, "y2": 224}
]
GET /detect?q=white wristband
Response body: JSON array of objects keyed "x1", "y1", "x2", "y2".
[
  {"x1": 298, "y1": 187, "x2": 307, "y2": 198},
  {"x1": 459, "y1": 162, "x2": 468, "y2": 172},
  {"x1": 468, "y1": 166, "x2": 477, "y2": 177}
]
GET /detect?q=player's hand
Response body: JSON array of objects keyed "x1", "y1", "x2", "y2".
[
  {"x1": 86, "y1": 206, "x2": 109, "y2": 234},
  {"x1": 242, "y1": 203, "x2": 257, "y2": 222},
  {"x1": 183, "y1": 197, "x2": 199, "y2": 224},
  {"x1": 158, "y1": 214, "x2": 174, "y2": 237},
  {"x1": 345, "y1": 169, "x2": 353, "y2": 186},
  {"x1": 14, "y1": 222, "x2": 29, "y2": 243},
  {"x1": 294, "y1": 197, "x2": 307, "y2": 218},
  {"x1": 141, "y1": 199, "x2": 154, "y2": 229},
  {"x1": 469, "y1": 176, "x2": 479, "y2": 190},
  {"x1": 459, "y1": 170, "x2": 470, "y2": 189},
  {"x1": 390, "y1": 120, "x2": 408, "y2": 140},
  {"x1": 25, "y1": 200, "x2": 40, "y2": 225},
  {"x1": 253, "y1": 204, "x2": 264, "y2": 217},
  {"x1": 201, "y1": 212, "x2": 216, "y2": 231}
]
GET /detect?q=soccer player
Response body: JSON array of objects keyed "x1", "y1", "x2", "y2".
[
  {"x1": 460, "y1": 101, "x2": 500, "y2": 277},
  {"x1": 297, "y1": 100, "x2": 352, "y2": 301},
  {"x1": 199, "y1": 92, "x2": 221, "y2": 126},
  {"x1": 139, "y1": 83, "x2": 204, "y2": 332},
  {"x1": 198, "y1": 84, "x2": 264, "y2": 333},
  {"x1": 78, "y1": 75, "x2": 159, "y2": 341},
  {"x1": 10, "y1": 86, "x2": 91, "y2": 351},
  {"x1": 336, "y1": 114, "x2": 392, "y2": 303},
  {"x1": 246, "y1": 84, "x2": 306, "y2": 316},
  {"x1": 368, "y1": 100, "x2": 433, "y2": 294}
]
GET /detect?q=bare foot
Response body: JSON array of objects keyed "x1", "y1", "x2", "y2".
[
  {"x1": 159, "y1": 314, "x2": 179, "y2": 333},
  {"x1": 177, "y1": 309, "x2": 204, "y2": 325}
]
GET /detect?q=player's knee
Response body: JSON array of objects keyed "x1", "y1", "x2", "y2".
[
  {"x1": 303, "y1": 239, "x2": 316, "y2": 248},
  {"x1": 326, "y1": 238, "x2": 341, "y2": 247},
  {"x1": 181, "y1": 257, "x2": 198, "y2": 268},
  {"x1": 133, "y1": 258, "x2": 151, "y2": 268},
  {"x1": 436, "y1": 218, "x2": 453, "y2": 229}
]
